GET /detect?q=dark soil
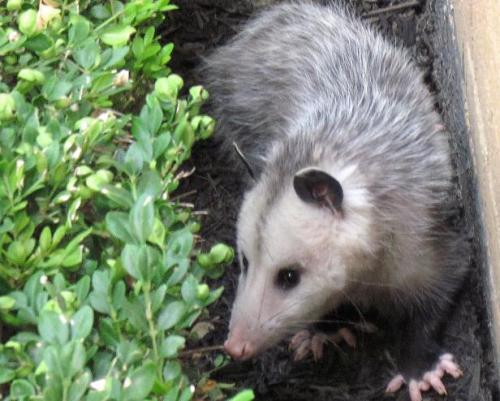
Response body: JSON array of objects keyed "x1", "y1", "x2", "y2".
[{"x1": 164, "y1": 1, "x2": 500, "y2": 400}]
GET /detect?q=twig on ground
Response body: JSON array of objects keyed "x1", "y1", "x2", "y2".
[{"x1": 362, "y1": 0, "x2": 420, "y2": 18}]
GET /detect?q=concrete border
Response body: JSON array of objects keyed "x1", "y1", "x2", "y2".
[
  {"x1": 452, "y1": 0, "x2": 500, "y2": 365},
  {"x1": 430, "y1": 0, "x2": 500, "y2": 371}
]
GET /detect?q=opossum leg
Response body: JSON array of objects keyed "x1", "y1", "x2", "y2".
[
  {"x1": 289, "y1": 328, "x2": 356, "y2": 361},
  {"x1": 385, "y1": 314, "x2": 463, "y2": 401}
]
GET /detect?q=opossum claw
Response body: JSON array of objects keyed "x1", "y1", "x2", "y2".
[
  {"x1": 408, "y1": 380, "x2": 422, "y2": 401},
  {"x1": 289, "y1": 329, "x2": 310, "y2": 350},
  {"x1": 289, "y1": 328, "x2": 356, "y2": 361},
  {"x1": 338, "y1": 327, "x2": 357, "y2": 348},
  {"x1": 385, "y1": 374, "x2": 405, "y2": 393}
]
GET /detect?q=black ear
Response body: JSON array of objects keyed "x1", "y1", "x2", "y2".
[
  {"x1": 232, "y1": 142, "x2": 256, "y2": 181},
  {"x1": 293, "y1": 167, "x2": 343, "y2": 213}
]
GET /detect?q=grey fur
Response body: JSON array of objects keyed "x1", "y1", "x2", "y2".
[{"x1": 200, "y1": 0, "x2": 468, "y2": 378}]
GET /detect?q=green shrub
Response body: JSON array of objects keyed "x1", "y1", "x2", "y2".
[{"x1": 0, "y1": 1, "x2": 252, "y2": 400}]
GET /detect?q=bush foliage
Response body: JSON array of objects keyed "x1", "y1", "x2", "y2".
[{"x1": 0, "y1": 1, "x2": 252, "y2": 400}]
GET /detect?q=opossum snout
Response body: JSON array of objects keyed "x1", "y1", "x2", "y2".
[{"x1": 224, "y1": 326, "x2": 257, "y2": 360}]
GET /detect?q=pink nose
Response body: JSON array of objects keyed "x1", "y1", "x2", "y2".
[{"x1": 224, "y1": 332, "x2": 256, "y2": 360}]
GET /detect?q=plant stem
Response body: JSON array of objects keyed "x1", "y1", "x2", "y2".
[
  {"x1": 143, "y1": 283, "x2": 160, "y2": 372},
  {"x1": 95, "y1": 8, "x2": 126, "y2": 32}
]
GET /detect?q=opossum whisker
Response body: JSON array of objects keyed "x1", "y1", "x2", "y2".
[
  {"x1": 343, "y1": 277, "x2": 400, "y2": 288},
  {"x1": 339, "y1": 288, "x2": 369, "y2": 328}
]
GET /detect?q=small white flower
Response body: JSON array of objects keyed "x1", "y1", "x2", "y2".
[
  {"x1": 70, "y1": 103, "x2": 79, "y2": 112},
  {"x1": 39, "y1": 275, "x2": 48, "y2": 285},
  {"x1": 7, "y1": 31, "x2": 20, "y2": 42},
  {"x1": 90, "y1": 378, "x2": 107, "y2": 392},
  {"x1": 113, "y1": 70, "x2": 130, "y2": 87},
  {"x1": 123, "y1": 377, "x2": 132, "y2": 388},
  {"x1": 80, "y1": 120, "x2": 90, "y2": 131},
  {"x1": 97, "y1": 111, "x2": 113, "y2": 122},
  {"x1": 37, "y1": 3, "x2": 61, "y2": 29},
  {"x1": 190, "y1": 385, "x2": 195, "y2": 393},
  {"x1": 71, "y1": 146, "x2": 82, "y2": 160}
]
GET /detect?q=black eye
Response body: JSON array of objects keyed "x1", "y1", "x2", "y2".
[
  {"x1": 275, "y1": 268, "x2": 301, "y2": 291},
  {"x1": 241, "y1": 254, "x2": 249, "y2": 274}
]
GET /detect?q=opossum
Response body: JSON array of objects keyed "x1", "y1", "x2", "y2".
[{"x1": 200, "y1": 2, "x2": 468, "y2": 400}]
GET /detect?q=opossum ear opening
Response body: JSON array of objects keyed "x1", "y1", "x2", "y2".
[
  {"x1": 232, "y1": 142, "x2": 256, "y2": 181},
  {"x1": 293, "y1": 167, "x2": 343, "y2": 213}
]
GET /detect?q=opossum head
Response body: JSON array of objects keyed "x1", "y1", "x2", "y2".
[{"x1": 225, "y1": 162, "x2": 376, "y2": 360}]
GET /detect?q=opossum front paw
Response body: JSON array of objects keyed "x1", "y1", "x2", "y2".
[
  {"x1": 289, "y1": 328, "x2": 356, "y2": 361},
  {"x1": 385, "y1": 354, "x2": 463, "y2": 401}
]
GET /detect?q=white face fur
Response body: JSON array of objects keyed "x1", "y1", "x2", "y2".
[{"x1": 225, "y1": 163, "x2": 375, "y2": 359}]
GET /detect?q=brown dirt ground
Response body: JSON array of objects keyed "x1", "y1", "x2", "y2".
[{"x1": 164, "y1": 1, "x2": 500, "y2": 400}]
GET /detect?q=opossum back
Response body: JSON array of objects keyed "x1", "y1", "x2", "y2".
[
  {"x1": 199, "y1": 3, "x2": 368, "y2": 163},
  {"x1": 199, "y1": 2, "x2": 432, "y2": 170}
]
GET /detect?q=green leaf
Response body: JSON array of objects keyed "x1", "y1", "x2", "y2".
[
  {"x1": 124, "y1": 142, "x2": 144, "y2": 174},
  {"x1": 137, "y1": 170, "x2": 162, "y2": 199},
  {"x1": 100, "y1": 184, "x2": 134, "y2": 208},
  {"x1": 18, "y1": 68, "x2": 45, "y2": 83},
  {"x1": 74, "y1": 276, "x2": 90, "y2": 304},
  {"x1": 106, "y1": 211, "x2": 135, "y2": 243},
  {"x1": 62, "y1": 244, "x2": 83, "y2": 268},
  {"x1": 42, "y1": 78, "x2": 73, "y2": 102},
  {"x1": 7, "y1": 240, "x2": 28, "y2": 264},
  {"x1": 40, "y1": 226, "x2": 52, "y2": 252},
  {"x1": 101, "y1": 46, "x2": 129, "y2": 69},
  {"x1": 160, "y1": 335, "x2": 185, "y2": 358},
  {"x1": 43, "y1": 345, "x2": 64, "y2": 378},
  {"x1": 209, "y1": 243, "x2": 234, "y2": 264},
  {"x1": 148, "y1": 218, "x2": 166, "y2": 248},
  {"x1": 69, "y1": 16, "x2": 90, "y2": 45},
  {"x1": 163, "y1": 360, "x2": 181, "y2": 382},
  {"x1": 100, "y1": 25, "x2": 136, "y2": 47},
  {"x1": 121, "y1": 244, "x2": 146, "y2": 280},
  {"x1": 179, "y1": 386, "x2": 194, "y2": 401},
  {"x1": 89, "y1": 271, "x2": 111, "y2": 314},
  {"x1": 151, "y1": 284, "x2": 166, "y2": 312},
  {"x1": 129, "y1": 194, "x2": 154, "y2": 243},
  {"x1": 158, "y1": 301, "x2": 186, "y2": 330},
  {"x1": 0, "y1": 367, "x2": 15, "y2": 384},
  {"x1": 112, "y1": 281, "x2": 126, "y2": 311},
  {"x1": 38, "y1": 310, "x2": 69, "y2": 344},
  {"x1": 122, "y1": 362, "x2": 156, "y2": 401},
  {"x1": 153, "y1": 133, "x2": 171, "y2": 158},
  {"x1": 74, "y1": 39, "x2": 100, "y2": 69},
  {"x1": 228, "y1": 390, "x2": 255, "y2": 401},
  {"x1": 68, "y1": 371, "x2": 91, "y2": 401},
  {"x1": 91, "y1": 4, "x2": 111, "y2": 19},
  {"x1": 155, "y1": 75, "x2": 183, "y2": 102},
  {"x1": 166, "y1": 228, "x2": 193, "y2": 261},
  {"x1": 86, "y1": 169, "x2": 113, "y2": 191},
  {"x1": 68, "y1": 341, "x2": 86, "y2": 378},
  {"x1": 71, "y1": 306, "x2": 94, "y2": 340},
  {"x1": 18, "y1": 9, "x2": 39, "y2": 36},
  {"x1": 143, "y1": 97, "x2": 163, "y2": 135},
  {"x1": 24, "y1": 34, "x2": 53, "y2": 52},
  {"x1": 52, "y1": 225, "x2": 67, "y2": 248},
  {"x1": 10, "y1": 379, "x2": 35, "y2": 398},
  {"x1": 0, "y1": 295, "x2": 15, "y2": 310},
  {"x1": 181, "y1": 275, "x2": 198, "y2": 304},
  {"x1": 99, "y1": 318, "x2": 120, "y2": 347}
]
